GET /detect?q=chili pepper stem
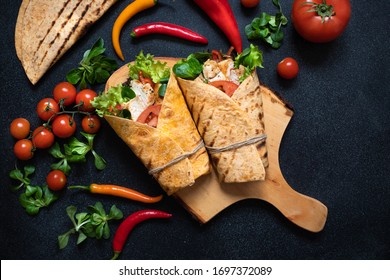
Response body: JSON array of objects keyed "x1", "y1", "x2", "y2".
[{"x1": 68, "y1": 185, "x2": 90, "y2": 191}]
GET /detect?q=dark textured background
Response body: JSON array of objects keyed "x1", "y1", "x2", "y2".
[{"x1": 1, "y1": 0, "x2": 389, "y2": 260}]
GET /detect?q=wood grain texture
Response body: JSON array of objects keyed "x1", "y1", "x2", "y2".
[{"x1": 106, "y1": 59, "x2": 328, "y2": 233}]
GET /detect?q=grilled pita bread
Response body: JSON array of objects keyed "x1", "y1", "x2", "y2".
[
  {"x1": 15, "y1": 0, "x2": 118, "y2": 84},
  {"x1": 104, "y1": 60, "x2": 211, "y2": 195},
  {"x1": 176, "y1": 70, "x2": 267, "y2": 183}
]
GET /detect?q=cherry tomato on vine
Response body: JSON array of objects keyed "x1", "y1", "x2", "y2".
[
  {"x1": 36, "y1": 98, "x2": 60, "y2": 121},
  {"x1": 14, "y1": 139, "x2": 34, "y2": 160},
  {"x1": 53, "y1": 81, "x2": 77, "y2": 106},
  {"x1": 81, "y1": 115, "x2": 101, "y2": 134},
  {"x1": 291, "y1": 0, "x2": 351, "y2": 43},
  {"x1": 46, "y1": 170, "x2": 67, "y2": 191},
  {"x1": 10, "y1": 118, "x2": 30, "y2": 139},
  {"x1": 76, "y1": 89, "x2": 97, "y2": 112},
  {"x1": 240, "y1": 0, "x2": 260, "y2": 8},
  {"x1": 52, "y1": 114, "x2": 76, "y2": 138},
  {"x1": 277, "y1": 57, "x2": 299, "y2": 79},
  {"x1": 32, "y1": 126, "x2": 55, "y2": 149}
]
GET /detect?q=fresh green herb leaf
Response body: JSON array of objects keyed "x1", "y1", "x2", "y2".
[
  {"x1": 49, "y1": 143, "x2": 72, "y2": 175},
  {"x1": 245, "y1": 1, "x2": 288, "y2": 49},
  {"x1": 58, "y1": 203, "x2": 123, "y2": 249},
  {"x1": 58, "y1": 229, "x2": 74, "y2": 249},
  {"x1": 50, "y1": 159, "x2": 71, "y2": 175},
  {"x1": 108, "y1": 204, "x2": 123, "y2": 220},
  {"x1": 9, "y1": 168, "x2": 24, "y2": 181},
  {"x1": 128, "y1": 51, "x2": 170, "y2": 83},
  {"x1": 18, "y1": 185, "x2": 58, "y2": 215},
  {"x1": 77, "y1": 231, "x2": 88, "y2": 245},
  {"x1": 66, "y1": 206, "x2": 78, "y2": 228},
  {"x1": 158, "y1": 83, "x2": 167, "y2": 97},
  {"x1": 9, "y1": 165, "x2": 58, "y2": 215},
  {"x1": 66, "y1": 68, "x2": 83, "y2": 85},
  {"x1": 49, "y1": 142, "x2": 65, "y2": 159},
  {"x1": 173, "y1": 56, "x2": 204, "y2": 80},
  {"x1": 92, "y1": 150, "x2": 107, "y2": 170},
  {"x1": 80, "y1": 132, "x2": 107, "y2": 170},
  {"x1": 25, "y1": 185, "x2": 38, "y2": 197},
  {"x1": 9, "y1": 165, "x2": 35, "y2": 191},
  {"x1": 65, "y1": 137, "x2": 90, "y2": 156},
  {"x1": 49, "y1": 134, "x2": 106, "y2": 174},
  {"x1": 66, "y1": 38, "x2": 118, "y2": 89},
  {"x1": 24, "y1": 165, "x2": 35, "y2": 177}
]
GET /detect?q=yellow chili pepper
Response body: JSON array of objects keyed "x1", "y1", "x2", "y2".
[{"x1": 112, "y1": 0, "x2": 157, "y2": 61}]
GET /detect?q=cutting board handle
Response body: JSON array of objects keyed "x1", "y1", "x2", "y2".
[{"x1": 254, "y1": 176, "x2": 328, "y2": 232}]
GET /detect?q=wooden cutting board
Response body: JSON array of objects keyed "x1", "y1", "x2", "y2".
[{"x1": 106, "y1": 59, "x2": 328, "y2": 233}]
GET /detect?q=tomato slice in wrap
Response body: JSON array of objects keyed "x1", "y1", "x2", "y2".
[
  {"x1": 136, "y1": 104, "x2": 162, "y2": 127},
  {"x1": 208, "y1": 80, "x2": 239, "y2": 97}
]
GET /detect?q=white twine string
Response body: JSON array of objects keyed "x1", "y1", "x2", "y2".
[
  {"x1": 205, "y1": 134, "x2": 267, "y2": 155},
  {"x1": 148, "y1": 141, "x2": 205, "y2": 175}
]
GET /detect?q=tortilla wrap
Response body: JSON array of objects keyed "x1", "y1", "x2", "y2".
[
  {"x1": 176, "y1": 70, "x2": 267, "y2": 183},
  {"x1": 105, "y1": 65, "x2": 210, "y2": 195},
  {"x1": 231, "y1": 72, "x2": 268, "y2": 168},
  {"x1": 15, "y1": 0, "x2": 118, "y2": 84}
]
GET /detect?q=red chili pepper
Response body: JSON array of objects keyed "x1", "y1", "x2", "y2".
[
  {"x1": 193, "y1": 0, "x2": 242, "y2": 53},
  {"x1": 112, "y1": 209, "x2": 172, "y2": 259},
  {"x1": 131, "y1": 22, "x2": 208, "y2": 44}
]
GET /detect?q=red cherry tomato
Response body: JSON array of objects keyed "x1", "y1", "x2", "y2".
[
  {"x1": 36, "y1": 98, "x2": 60, "y2": 121},
  {"x1": 52, "y1": 114, "x2": 76, "y2": 138},
  {"x1": 10, "y1": 118, "x2": 31, "y2": 139},
  {"x1": 292, "y1": 0, "x2": 351, "y2": 43},
  {"x1": 76, "y1": 89, "x2": 98, "y2": 112},
  {"x1": 81, "y1": 115, "x2": 101, "y2": 134},
  {"x1": 53, "y1": 81, "x2": 77, "y2": 106},
  {"x1": 46, "y1": 170, "x2": 67, "y2": 191},
  {"x1": 240, "y1": 0, "x2": 260, "y2": 8},
  {"x1": 14, "y1": 139, "x2": 34, "y2": 160},
  {"x1": 277, "y1": 57, "x2": 299, "y2": 79},
  {"x1": 32, "y1": 126, "x2": 55, "y2": 149}
]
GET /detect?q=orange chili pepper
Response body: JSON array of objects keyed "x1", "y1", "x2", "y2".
[
  {"x1": 112, "y1": 0, "x2": 157, "y2": 61},
  {"x1": 69, "y1": 184, "x2": 163, "y2": 203}
]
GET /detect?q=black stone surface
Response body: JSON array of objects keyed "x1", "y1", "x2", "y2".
[{"x1": 1, "y1": 0, "x2": 389, "y2": 260}]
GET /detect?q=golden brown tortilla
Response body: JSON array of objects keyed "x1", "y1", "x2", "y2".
[
  {"x1": 105, "y1": 115, "x2": 196, "y2": 195},
  {"x1": 157, "y1": 72, "x2": 210, "y2": 180},
  {"x1": 104, "y1": 62, "x2": 211, "y2": 195},
  {"x1": 15, "y1": 0, "x2": 118, "y2": 84},
  {"x1": 231, "y1": 72, "x2": 268, "y2": 167},
  {"x1": 176, "y1": 74, "x2": 266, "y2": 183}
]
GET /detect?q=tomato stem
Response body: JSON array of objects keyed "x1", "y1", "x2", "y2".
[{"x1": 303, "y1": 0, "x2": 335, "y2": 22}]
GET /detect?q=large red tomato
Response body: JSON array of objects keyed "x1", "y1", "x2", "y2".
[{"x1": 291, "y1": 0, "x2": 351, "y2": 43}]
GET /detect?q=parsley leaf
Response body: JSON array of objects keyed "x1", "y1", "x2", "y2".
[{"x1": 66, "y1": 38, "x2": 118, "y2": 89}]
